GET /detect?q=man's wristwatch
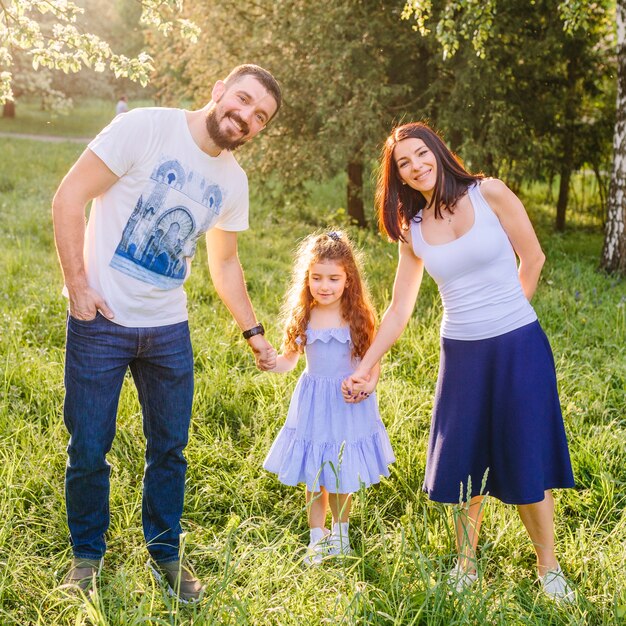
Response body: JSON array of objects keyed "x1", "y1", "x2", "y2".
[{"x1": 242, "y1": 323, "x2": 265, "y2": 340}]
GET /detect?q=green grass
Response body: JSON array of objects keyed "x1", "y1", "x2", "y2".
[
  {"x1": 0, "y1": 98, "x2": 155, "y2": 138},
  {"x1": 0, "y1": 130, "x2": 624, "y2": 625}
]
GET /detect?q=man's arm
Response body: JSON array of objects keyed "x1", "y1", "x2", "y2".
[
  {"x1": 52, "y1": 149, "x2": 119, "y2": 320},
  {"x1": 205, "y1": 228, "x2": 276, "y2": 370}
]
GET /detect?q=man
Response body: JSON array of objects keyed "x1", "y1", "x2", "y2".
[
  {"x1": 52, "y1": 64, "x2": 281, "y2": 602},
  {"x1": 115, "y1": 95, "x2": 129, "y2": 116}
]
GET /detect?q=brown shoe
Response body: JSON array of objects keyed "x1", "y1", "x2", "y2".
[
  {"x1": 62, "y1": 558, "x2": 103, "y2": 592},
  {"x1": 147, "y1": 559, "x2": 205, "y2": 604}
]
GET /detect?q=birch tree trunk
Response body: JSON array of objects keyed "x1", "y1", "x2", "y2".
[{"x1": 601, "y1": 0, "x2": 626, "y2": 273}]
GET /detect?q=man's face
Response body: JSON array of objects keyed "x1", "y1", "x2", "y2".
[{"x1": 205, "y1": 75, "x2": 279, "y2": 151}]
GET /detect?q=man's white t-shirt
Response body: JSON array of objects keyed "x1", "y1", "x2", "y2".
[{"x1": 80, "y1": 107, "x2": 249, "y2": 327}]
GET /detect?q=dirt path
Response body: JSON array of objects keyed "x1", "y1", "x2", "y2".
[{"x1": 0, "y1": 131, "x2": 92, "y2": 144}]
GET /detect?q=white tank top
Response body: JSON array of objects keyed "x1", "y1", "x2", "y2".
[{"x1": 410, "y1": 182, "x2": 537, "y2": 340}]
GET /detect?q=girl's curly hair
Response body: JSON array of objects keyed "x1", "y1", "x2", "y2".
[{"x1": 282, "y1": 231, "x2": 377, "y2": 359}]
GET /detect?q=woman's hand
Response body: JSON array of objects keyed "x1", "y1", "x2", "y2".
[{"x1": 341, "y1": 371, "x2": 371, "y2": 403}]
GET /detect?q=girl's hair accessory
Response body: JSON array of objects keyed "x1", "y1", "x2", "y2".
[{"x1": 328, "y1": 231, "x2": 342, "y2": 241}]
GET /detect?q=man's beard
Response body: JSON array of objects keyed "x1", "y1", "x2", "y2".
[{"x1": 205, "y1": 107, "x2": 249, "y2": 151}]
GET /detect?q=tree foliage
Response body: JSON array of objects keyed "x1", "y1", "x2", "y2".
[
  {"x1": 153, "y1": 1, "x2": 615, "y2": 231},
  {"x1": 402, "y1": 0, "x2": 615, "y2": 231},
  {"x1": 154, "y1": 0, "x2": 435, "y2": 225},
  {"x1": 402, "y1": 0, "x2": 497, "y2": 60},
  {"x1": 0, "y1": 0, "x2": 200, "y2": 104},
  {"x1": 1, "y1": 1, "x2": 620, "y2": 264},
  {"x1": 6, "y1": 1, "x2": 136, "y2": 112}
]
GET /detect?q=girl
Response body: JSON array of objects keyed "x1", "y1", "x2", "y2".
[
  {"x1": 342, "y1": 123, "x2": 575, "y2": 600},
  {"x1": 264, "y1": 231, "x2": 395, "y2": 565}
]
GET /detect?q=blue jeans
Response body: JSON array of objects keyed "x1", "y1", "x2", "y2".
[{"x1": 64, "y1": 312, "x2": 194, "y2": 562}]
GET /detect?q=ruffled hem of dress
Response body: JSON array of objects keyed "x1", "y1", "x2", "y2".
[{"x1": 263, "y1": 424, "x2": 395, "y2": 492}]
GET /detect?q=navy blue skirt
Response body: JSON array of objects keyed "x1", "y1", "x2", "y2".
[{"x1": 423, "y1": 320, "x2": 575, "y2": 505}]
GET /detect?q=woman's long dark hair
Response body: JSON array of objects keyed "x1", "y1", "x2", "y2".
[{"x1": 376, "y1": 122, "x2": 483, "y2": 242}]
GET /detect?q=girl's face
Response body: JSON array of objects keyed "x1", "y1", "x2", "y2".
[
  {"x1": 308, "y1": 260, "x2": 347, "y2": 308},
  {"x1": 393, "y1": 137, "x2": 438, "y2": 199}
]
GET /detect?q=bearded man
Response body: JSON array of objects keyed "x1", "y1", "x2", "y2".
[{"x1": 52, "y1": 65, "x2": 281, "y2": 602}]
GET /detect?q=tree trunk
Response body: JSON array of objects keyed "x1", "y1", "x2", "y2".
[
  {"x1": 556, "y1": 166, "x2": 571, "y2": 232},
  {"x1": 2, "y1": 101, "x2": 15, "y2": 118},
  {"x1": 592, "y1": 162, "x2": 608, "y2": 220},
  {"x1": 555, "y1": 43, "x2": 580, "y2": 231},
  {"x1": 546, "y1": 171, "x2": 555, "y2": 203},
  {"x1": 601, "y1": 0, "x2": 626, "y2": 274},
  {"x1": 347, "y1": 161, "x2": 366, "y2": 227}
]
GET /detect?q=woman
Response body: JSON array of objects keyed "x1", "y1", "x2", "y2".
[{"x1": 342, "y1": 122, "x2": 575, "y2": 601}]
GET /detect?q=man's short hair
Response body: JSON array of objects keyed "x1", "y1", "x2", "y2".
[{"x1": 224, "y1": 64, "x2": 282, "y2": 120}]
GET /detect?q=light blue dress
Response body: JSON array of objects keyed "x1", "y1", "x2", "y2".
[{"x1": 263, "y1": 326, "x2": 395, "y2": 493}]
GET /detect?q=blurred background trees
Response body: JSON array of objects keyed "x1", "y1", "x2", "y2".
[
  {"x1": 1, "y1": 0, "x2": 198, "y2": 116},
  {"x1": 2, "y1": 0, "x2": 624, "y2": 273},
  {"x1": 153, "y1": 1, "x2": 433, "y2": 227},
  {"x1": 153, "y1": 0, "x2": 616, "y2": 232},
  {"x1": 402, "y1": 0, "x2": 622, "y2": 271}
]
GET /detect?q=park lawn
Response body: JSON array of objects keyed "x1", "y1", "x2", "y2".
[
  {"x1": 0, "y1": 133, "x2": 624, "y2": 626},
  {"x1": 0, "y1": 98, "x2": 155, "y2": 139}
]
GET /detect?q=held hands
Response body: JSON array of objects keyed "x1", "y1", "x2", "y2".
[
  {"x1": 341, "y1": 370, "x2": 375, "y2": 404},
  {"x1": 247, "y1": 334, "x2": 277, "y2": 371},
  {"x1": 68, "y1": 285, "x2": 114, "y2": 321}
]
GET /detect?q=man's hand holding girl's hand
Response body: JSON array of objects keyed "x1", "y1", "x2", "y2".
[{"x1": 248, "y1": 335, "x2": 278, "y2": 371}]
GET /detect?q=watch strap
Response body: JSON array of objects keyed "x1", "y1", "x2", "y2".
[{"x1": 242, "y1": 323, "x2": 265, "y2": 340}]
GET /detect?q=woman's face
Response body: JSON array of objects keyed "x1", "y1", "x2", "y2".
[{"x1": 393, "y1": 137, "x2": 438, "y2": 198}]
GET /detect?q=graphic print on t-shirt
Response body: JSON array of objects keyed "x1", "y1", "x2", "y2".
[{"x1": 110, "y1": 156, "x2": 225, "y2": 289}]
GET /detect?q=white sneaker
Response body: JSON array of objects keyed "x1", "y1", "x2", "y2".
[
  {"x1": 446, "y1": 563, "x2": 478, "y2": 592},
  {"x1": 326, "y1": 535, "x2": 352, "y2": 557},
  {"x1": 302, "y1": 527, "x2": 330, "y2": 566},
  {"x1": 326, "y1": 522, "x2": 352, "y2": 557},
  {"x1": 539, "y1": 566, "x2": 575, "y2": 603}
]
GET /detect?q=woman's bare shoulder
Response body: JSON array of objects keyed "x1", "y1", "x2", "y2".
[{"x1": 479, "y1": 177, "x2": 510, "y2": 198}]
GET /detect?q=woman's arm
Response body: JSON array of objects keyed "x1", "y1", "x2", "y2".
[
  {"x1": 481, "y1": 179, "x2": 546, "y2": 300},
  {"x1": 366, "y1": 361, "x2": 381, "y2": 388},
  {"x1": 349, "y1": 236, "x2": 424, "y2": 383}
]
